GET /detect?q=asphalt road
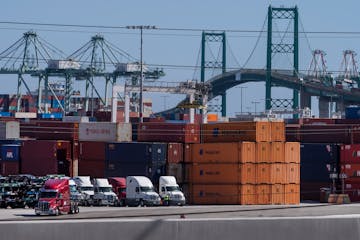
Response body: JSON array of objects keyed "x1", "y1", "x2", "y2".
[{"x1": 2, "y1": 203, "x2": 360, "y2": 221}]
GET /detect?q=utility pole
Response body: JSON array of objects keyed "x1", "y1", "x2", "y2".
[
  {"x1": 126, "y1": 25, "x2": 156, "y2": 122},
  {"x1": 237, "y1": 86, "x2": 247, "y2": 114},
  {"x1": 252, "y1": 101, "x2": 260, "y2": 115}
]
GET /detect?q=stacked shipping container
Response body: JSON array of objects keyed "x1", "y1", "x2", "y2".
[
  {"x1": 181, "y1": 121, "x2": 300, "y2": 205},
  {"x1": 340, "y1": 144, "x2": 360, "y2": 202}
]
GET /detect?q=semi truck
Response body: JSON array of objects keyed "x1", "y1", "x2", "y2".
[
  {"x1": 93, "y1": 178, "x2": 118, "y2": 206},
  {"x1": 35, "y1": 178, "x2": 79, "y2": 215},
  {"x1": 108, "y1": 177, "x2": 126, "y2": 206},
  {"x1": 73, "y1": 176, "x2": 94, "y2": 206},
  {"x1": 125, "y1": 176, "x2": 161, "y2": 207},
  {"x1": 159, "y1": 176, "x2": 186, "y2": 206}
]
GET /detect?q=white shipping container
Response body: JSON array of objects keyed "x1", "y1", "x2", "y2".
[
  {"x1": 79, "y1": 122, "x2": 132, "y2": 142},
  {"x1": 14, "y1": 112, "x2": 37, "y2": 119},
  {"x1": 116, "y1": 123, "x2": 132, "y2": 142},
  {"x1": 115, "y1": 62, "x2": 148, "y2": 72},
  {"x1": 0, "y1": 121, "x2": 20, "y2": 140},
  {"x1": 48, "y1": 60, "x2": 81, "y2": 70},
  {"x1": 79, "y1": 122, "x2": 117, "y2": 142},
  {"x1": 63, "y1": 116, "x2": 90, "y2": 123}
]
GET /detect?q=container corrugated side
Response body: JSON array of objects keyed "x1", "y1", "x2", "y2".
[
  {"x1": 0, "y1": 121, "x2": 19, "y2": 140},
  {"x1": 285, "y1": 142, "x2": 300, "y2": 163},
  {"x1": 34, "y1": 121, "x2": 79, "y2": 140},
  {"x1": 239, "y1": 184, "x2": 257, "y2": 205},
  {"x1": 239, "y1": 163, "x2": 256, "y2": 184},
  {"x1": 190, "y1": 142, "x2": 239, "y2": 164},
  {"x1": 284, "y1": 184, "x2": 300, "y2": 204},
  {"x1": 256, "y1": 163, "x2": 271, "y2": 184},
  {"x1": 271, "y1": 184, "x2": 285, "y2": 204},
  {"x1": 189, "y1": 163, "x2": 240, "y2": 184},
  {"x1": 79, "y1": 141, "x2": 106, "y2": 160},
  {"x1": 201, "y1": 121, "x2": 271, "y2": 143},
  {"x1": 137, "y1": 122, "x2": 200, "y2": 143},
  {"x1": 300, "y1": 124, "x2": 351, "y2": 143},
  {"x1": 286, "y1": 163, "x2": 300, "y2": 184},
  {"x1": 270, "y1": 163, "x2": 286, "y2": 184},
  {"x1": 270, "y1": 121, "x2": 285, "y2": 142},
  {"x1": 116, "y1": 123, "x2": 132, "y2": 142},
  {"x1": 191, "y1": 184, "x2": 239, "y2": 205},
  {"x1": 239, "y1": 142, "x2": 256, "y2": 163},
  {"x1": 256, "y1": 184, "x2": 271, "y2": 204},
  {"x1": 20, "y1": 140, "x2": 72, "y2": 176},
  {"x1": 0, "y1": 161, "x2": 19, "y2": 175},
  {"x1": 79, "y1": 122, "x2": 117, "y2": 142},
  {"x1": 256, "y1": 142, "x2": 271, "y2": 163},
  {"x1": 167, "y1": 143, "x2": 183, "y2": 164},
  {"x1": 271, "y1": 142, "x2": 285, "y2": 163},
  {"x1": 340, "y1": 144, "x2": 360, "y2": 164}
]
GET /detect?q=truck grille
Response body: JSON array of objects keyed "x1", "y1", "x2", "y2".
[{"x1": 38, "y1": 201, "x2": 50, "y2": 211}]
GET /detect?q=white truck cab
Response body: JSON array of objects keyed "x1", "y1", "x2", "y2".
[
  {"x1": 73, "y1": 176, "x2": 95, "y2": 206},
  {"x1": 69, "y1": 179, "x2": 82, "y2": 202},
  {"x1": 93, "y1": 178, "x2": 118, "y2": 206},
  {"x1": 159, "y1": 176, "x2": 185, "y2": 206},
  {"x1": 126, "y1": 176, "x2": 161, "y2": 207}
]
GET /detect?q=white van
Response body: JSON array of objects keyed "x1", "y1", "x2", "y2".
[
  {"x1": 73, "y1": 176, "x2": 95, "y2": 206},
  {"x1": 93, "y1": 178, "x2": 118, "y2": 206},
  {"x1": 126, "y1": 176, "x2": 161, "y2": 207},
  {"x1": 159, "y1": 176, "x2": 186, "y2": 206}
]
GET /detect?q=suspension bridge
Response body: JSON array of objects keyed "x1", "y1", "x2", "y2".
[{"x1": 0, "y1": 6, "x2": 359, "y2": 119}]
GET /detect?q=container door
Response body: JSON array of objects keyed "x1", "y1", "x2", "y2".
[{"x1": 57, "y1": 149, "x2": 70, "y2": 176}]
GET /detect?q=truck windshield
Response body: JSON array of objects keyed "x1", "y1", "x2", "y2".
[
  {"x1": 70, "y1": 185, "x2": 77, "y2": 193},
  {"x1": 39, "y1": 191, "x2": 57, "y2": 198},
  {"x1": 166, "y1": 186, "x2": 180, "y2": 191},
  {"x1": 140, "y1": 186, "x2": 154, "y2": 192},
  {"x1": 80, "y1": 187, "x2": 94, "y2": 191},
  {"x1": 98, "y1": 187, "x2": 112, "y2": 192}
]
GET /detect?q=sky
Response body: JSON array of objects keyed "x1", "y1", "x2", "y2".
[{"x1": 1, "y1": 0, "x2": 360, "y2": 117}]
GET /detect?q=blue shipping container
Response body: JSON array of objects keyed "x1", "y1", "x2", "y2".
[
  {"x1": 39, "y1": 113, "x2": 63, "y2": 119},
  {"x1": 1, "y1": 144, "x2": 20, "y2": 161},
  {"x1": 345, "y1": 106, "x2": 360, "y2": 119},
  {"x1": 0, "y1": 112, "x2": 12, "y2": 117},
  {"x1": 105, "y1": 142, "x2": 167, "y2": 184},
  {"x1": 300, "y1": 143, "x2": 339, "y2": 183}
]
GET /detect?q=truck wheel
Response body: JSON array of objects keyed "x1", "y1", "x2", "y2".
[{"x1": 140, "y1": 200, "x2": 144, "y2": 207}]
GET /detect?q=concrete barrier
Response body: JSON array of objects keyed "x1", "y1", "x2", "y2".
[{"x1": 1, "y1": 216, "x2": 360, "y2": 240}]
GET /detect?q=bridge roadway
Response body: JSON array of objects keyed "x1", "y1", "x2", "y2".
[
  {"x1": 1, "y1": 203, "x2": 360, "y2": 239},
  {"x1": 160, "y1": 68, "x2": 360, "y2": 116}
]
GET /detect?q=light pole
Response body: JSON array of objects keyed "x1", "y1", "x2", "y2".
[
  {"x1": 126, "y1": 25, "x2": 156, "y2": 122},
  {"x1": 236, "y1": 86, "x2": 247, "y2": 114},
  {"x1": 251, "y1": 101, "x2": 260, "y2": 115}
]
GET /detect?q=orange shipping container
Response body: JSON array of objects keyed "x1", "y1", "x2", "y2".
[
  {"x1": 271, "y1": 121, "x2": 285, "y2": 142},
  {"x1": 285, "y1": 142, "x2": 300, "y2": 163},
  {"x1": 192, "y1": 184, "x2": 239, "y2": 205},
  {"x1": 271, "y1": 184, "x2": 285, "y2": 204},
  {"x1": 239, "y1": 163, "x2": 256, "y2": 184},
  {"x1": 256, "y1": 163, "x2": 271, "y2": 184},
  {"x1": 239, "y1": 142, "x2": 256, "y2": 163},
  {"x1": 286, "y1": 163, "x2": 300, "y2": 184},
  {"x1": 271, "y1": 142, "x2": 285, "y2": 163},
  {"x1": 256, "y1": 184, "x2": 271, "y2": 204},
  {"x1": 201, "y1": 121, "x2": 271, "y2": 143},
  {"x1": 183, "y1": 163, "x2": 192, "y2": 183},
  {"x1": 190, "y1": 143, "x2": 239, "y2": 164},
  {"x1": 184, "y1": 144, "x2": 193, "y2": 163},
  {"x1": 285, "y1": 184, "x2": 300, "y2": 204},
  {"x1": 270, "y1": 163, "x2": 286, "y2": 184},
  {"x1": 190, "y1": 163, "x2": 240, "y2": 184},
  {"x1": 239, "y1": 184, "x2": 257, "y2": 205},
  {"x1": 256, "y1": 142, "x2": 271, "y2": 163}
]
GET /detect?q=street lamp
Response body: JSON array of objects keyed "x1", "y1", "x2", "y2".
[
  {"x1": 126, "y1": 25, "x2": 156, "y2": 122},
  {"x1": 251, "y1": 101, "x2": 260, "y2": 115},
  {"x1": 236, "y1": 86, "x2": 247, "y2": 114}
]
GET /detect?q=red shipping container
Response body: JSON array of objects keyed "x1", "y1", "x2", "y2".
[
  {"x1": 23, "y1": 121, "x2": 79, "y2": 140},
  {"x1": 351, "y1": 125, "x2": 360, "y2": 144},
  {"x1": 21, "y1": 140, "x2": 73, "y2": 176},
  {"x1": 340, "y1": 163, "x2": 360, "y2": 181},
  {"x1": 285, "y1": 124, "x2": 301, "y2": 142},
  {"x1": 300, "y1": 125, "x2": 351, "y2": 144},
  {"x1": 79, "y1": 141, "x2": 106, "y2": 160},
  {"x1": 344, "y1": 182, "x2": 360, "y2": 202},
  {"x1": 167, "y1": 143, "x2": 183, "y2": 164},
  {"x1": 301, "y1": 118, "x2": 335, "y2": 125},
  {"x1": 340, "y1": 144, "x2": 360, "y2": 164},
  {"x1": 78, "y1": 159, "x2": 105, "y2": 178},
  {"x1": 0, "y1": 162, "x2": 19, "y2": 176},
  {"x1": 137, "y1": 123, "x2": 200, "y2": 143}
]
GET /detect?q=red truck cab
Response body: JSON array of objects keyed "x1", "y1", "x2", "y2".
[
  {"x1": 108, "y1": 177, "x2": 126, "y2": 206},
  {"x1": 35, "y1": 179, "x2": 79, "y2": 215}
]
